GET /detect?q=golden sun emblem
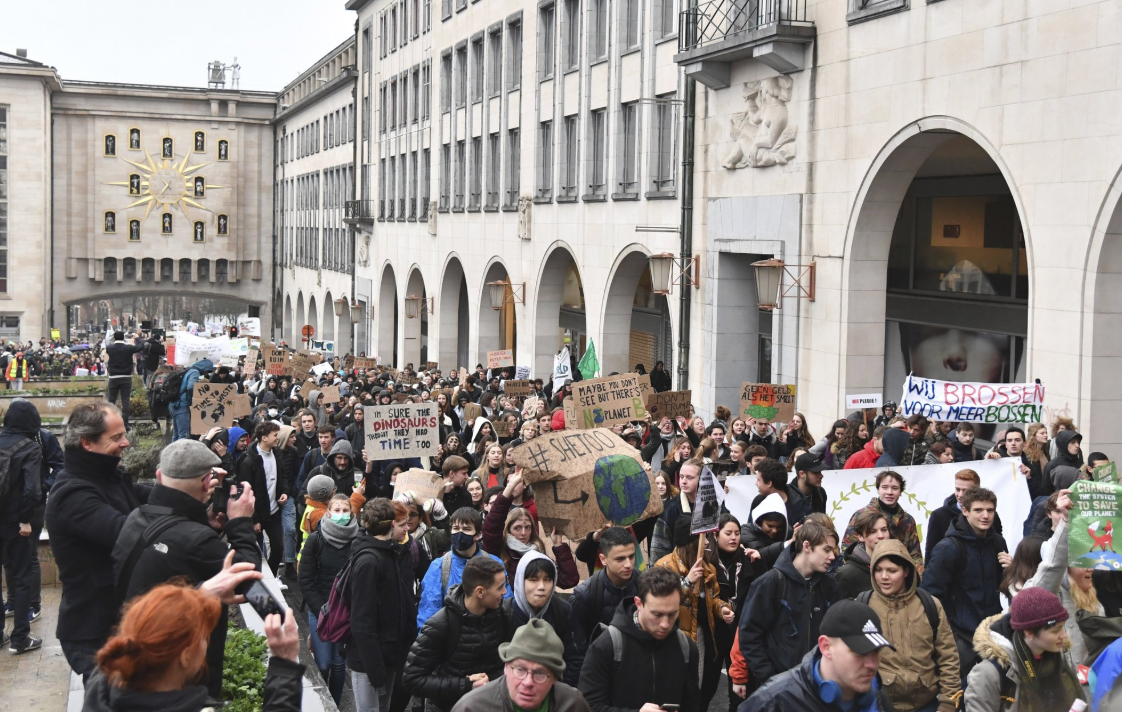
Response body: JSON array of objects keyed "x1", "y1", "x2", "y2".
[{"x1": 107, "y1": 150, "x2": 224, "y2": 223}]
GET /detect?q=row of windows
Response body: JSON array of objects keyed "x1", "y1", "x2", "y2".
[
  {"x1": 102, "y1": 257, "x2": 232, "y2": 284},
  {"x1": 379, "y1": 62, "x2": 432, "y2": 134},
  {"x1": 0, "y1": 106, "x2": 8, "y2": 294},
  {"x1": 439, "y1": 17, "x2": 522, "y2": 113},
  {"x1": 379, "y1": 149, "x2": 432, "y2": 221},
  {"x1": 280, "y1": 165, "x2": 354, "y2": 274},
  {"x1": 380, "y1": 0, "x2": 432, "y2": 59},
  {"x1": 437, "y1": 130, "x2": 520, "y2": 211},
  {"x1": 282, "y1": 104, "x2": 354, "y2": 164},
  {"x1": 536, "y1": 0, "x2": 677, "y2": 82}
]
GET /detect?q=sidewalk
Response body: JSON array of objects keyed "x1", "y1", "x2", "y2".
[{"x1": 1, "y1": 584, "x2": 73, "y2": 712}]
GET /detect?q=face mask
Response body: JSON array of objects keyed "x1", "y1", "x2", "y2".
[
  {"x1": 268, "y1": 409, "x2": 278, "y2": 417},
  {"x1": 451, "y1": 532, "x2": 476, "y2": 552},
  {"x1": 330, "y1": 513, "x2": 351, "y2": 525}
]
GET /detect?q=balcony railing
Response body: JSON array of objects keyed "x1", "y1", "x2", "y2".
[
  {"x1": 344, "y1": 199, "x2": 377, "y2": 222},
  {"x1": 679, "y1": 0, "x2": 810, "y2": 54}
]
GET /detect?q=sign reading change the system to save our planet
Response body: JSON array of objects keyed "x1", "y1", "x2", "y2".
[
  {"x1": 1068, "y1": 479, "x2": 1122, "y2": 571},
  {"x1": 570, "y1": 373, "x2": 648, "y2": 430},
  {"x1": 510, "y1": 429, "x2": 663, "y2": 540},
  {"x1": 739, "y1": 382, "x2": 796, "y2": 424}
]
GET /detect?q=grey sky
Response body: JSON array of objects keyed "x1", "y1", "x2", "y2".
[{"x1": 1, "y1": 0, "x2": 355, "y2": 92}]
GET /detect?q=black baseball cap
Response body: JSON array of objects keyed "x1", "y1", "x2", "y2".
[
  {"x1": 819, "y1": 600, "x2": 896, "y2": 655},
  {"x1": 794, "y1": 451, "x2": 827, "y2": 474}
]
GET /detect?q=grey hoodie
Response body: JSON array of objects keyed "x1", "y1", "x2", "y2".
[{"x1": 307, "y1": 389, "x2": 327, "y2": 426}]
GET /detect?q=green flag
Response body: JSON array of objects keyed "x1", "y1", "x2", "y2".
[{"x1": 577, "y1": 340, "x2": 599, "y2": 380}]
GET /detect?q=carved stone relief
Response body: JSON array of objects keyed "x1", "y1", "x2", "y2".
[{"x1": 721, "y1": 76, "x2": 797, "y2": 169}]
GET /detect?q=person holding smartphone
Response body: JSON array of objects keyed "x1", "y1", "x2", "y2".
[{"x1": 111, "y1": 439, "x2": 261, "y2": 699}]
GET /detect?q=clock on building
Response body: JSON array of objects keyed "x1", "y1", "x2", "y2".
[{"x1": 106, "y1": 145, "x2": 224, "y2": 227}]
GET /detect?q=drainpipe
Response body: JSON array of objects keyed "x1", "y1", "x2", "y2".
[
  {"x1": 676, "y1": 8, "x2": 697, "y2": 391},
  {"x1": 49, "y1": 111, "x2": 56, "y2": 338}
]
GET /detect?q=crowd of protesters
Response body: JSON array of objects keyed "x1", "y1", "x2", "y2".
[{"x1": 3, "y1": 336, "x2": 1122, "y2": 712}]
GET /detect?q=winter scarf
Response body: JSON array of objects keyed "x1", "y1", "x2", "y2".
[{"x1": 319, "y1": 512, "x2": 358, "y2": 549}]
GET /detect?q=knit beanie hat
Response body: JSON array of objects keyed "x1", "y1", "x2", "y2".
[
  {"x1": 551, "y1": 409, "x2": 565, "y2": 431},
  {"x1": 158, "y1": 439, "x2": 221, "y2": 479},
  {"x1": 499, "y1": 618, "x2": 566, "y2": 679},
  {"x1": 307, "y1": 474, "x2": 336, "y2": 503},
  {"x1": 1010, "y1": 587, "x2": 1068, "y2": 631}
]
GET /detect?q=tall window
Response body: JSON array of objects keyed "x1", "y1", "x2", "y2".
[
  {"x1": 469, "y1": 137, "x2": 482, "y2": 209},
  {"x1": 618, "y1": 102, "x2": 639, "y2": 196},
  {"x1": 440, "y1": 144, "x2": 451, "y2": 209},
  {"x1": 455, "y1": 45, "x2": 468, "y2": 107},
  {"x1": 561, "y1": 115, "x2": 579, "y2": 198},
  {"x1": 454, "y1": 140, "x2": 466, "y2": 210},
  {"x1": 421, "y1": 148, "x2": 431, "y2": 218},
  {"x1": 537, "y1": 121, "x2": 553, "y2": 199},
  {"x1": 487, "y1": 133, "x2": 501, "y2": 208},
  {"x1": 488, "y1": 28, "x2": 503, "y2": 97},
  {"x1": 507, "y1": 19, "x2": 522, "y2": 90},
  {"x1": 422, "y1": 61, "x2": 432, "y2": 119},
  {"x1": 0, "y1": 106, "x2": 7, "y2": 293},
  {"x1": 471, "y1": 37, "x2": 484, "y2": 102},
  {"x1": 621, "y1": 0, "x2": 639, "y2": 50},
  {"x1": 424, "y1": 0, "x2": 431, "y2": 31},
  {"x1": 398, "y1": 154, "x2": 406, "y2": 218},
  {"x1": 539, "y1": 4, "x2": 555, "y2": 81},
  {"x1": 506, "y1": 129, "x2": 520, "y2": 206},
  {"x1": 562, "y1": 0, "x2": 580, "y2": 72},
  {"x1": 655, "y1": 0, "x2": 676, "y2": 39},
  {"x1": 412, "y1": 68, "x2": 420, "y2": 122},
  {"x1": 589, "y1": 109, "x2": 606, "y2": 195},
  {"x1": 387, "y1": 156, "x2": 396, "y2": 218},
  {"x1": 590, "y1": 0, "x2": 608, "y2": 59},
  {"x1": 650, "y1": 96, "x2": 676, "y2": 193},
  {"x1": 390, "y1": 80, "x2": 398, "y2": 130},
  {"x1": 442, "y1": 0, "x2": 451, "y2": 20},
  {"x1": 440, "y1": 52, "x2": 453, "y2": 112},
  {"x1": 379, "y1": 159, "x2": 387, "y2": 218}
]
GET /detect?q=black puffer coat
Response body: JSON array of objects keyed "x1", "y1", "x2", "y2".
[
  {"x1": 297, "y1": 529, "x2": 354, "y2": 614},
  {"x1": 402, "y1": 584, "x2": 510, "y2": 712}
]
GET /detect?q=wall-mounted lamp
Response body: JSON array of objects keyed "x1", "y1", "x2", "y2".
[
  {"x1": 487, "y1": 280, "x2": 526, "y2": 310},
  {"x1": 333, "y1": 298, "x2": 348, "y2": 318},
  {"x1": 751, "y1": 259, "x2": 816, "y2": 311},
  {"x1": 404, "y1": 294, "x2": 434, "y2": 319},
  {"x1": 648, "y1": 252, "x2": 700, "y2": 295}
]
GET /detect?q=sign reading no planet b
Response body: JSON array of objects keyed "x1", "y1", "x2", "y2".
[
  {"x1": 363, "y1": 403, "x2": 439, "y2": 461},
  {"x1": 1068, "y1": 479, "x2": 1122, "y2": 570},
  {"x1": 899, "y1": 375, "x2": 1045, "y2": 424}
]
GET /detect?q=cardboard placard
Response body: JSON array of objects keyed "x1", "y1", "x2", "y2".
[
  {"x1": 494, "y1": 415, "x2": 513, "y2": 437},
  {"x1": 459, "y1": 366, "x2": 468, "y2": 386},
  {"x1": 515, "y1": 365, "x2": 531, "y2": 380},
  {"x1": 739, "y1": 383, "x2": 797, "y2": 423},
  {"x1": 246, "y1": 348, "x2": 260, "y2": 369},
  {"x1": 393, "y1": 468, "x2": 444, "y2": 502},
  {"x1": 290, "y1": 351, "x2": 316, "y2": 376},
  {"x1": 570, "y1": 373, "x2": 648, "y2": 429},
  {"x1": 190, "y1": 383, "x2": 252, "y2": 434},
  {"x1": 393, "y1": 393, "x2": 410, "y2": 403},
  {"x1": 464, "y1": 402, "x2": 483, "y2": 422},
  {"x1": 423, "y1": 361, "x2": 439, "y2": 372},
  {"x1": 504, "y1": 379, "x2": 533, "y2": 399},
  {"x1": 563, "y1": 397, "x2": 576, "y2": 429},
  {"x1": 691, "y1": 467, "x2": 726, "y2": 534},
  {"x1": 298, "y1": 379, "x2": 319, "y2": 398},
  {"x1": 510, "y1": 429, "x2": 663, "y2": 540},
  {"x1": 343, "y1": 355, "x2": 355, "y2": 372},
  {"x1": 646, "y1": 390, "x2": 693, "y2": 420},
  {"x1": 263, "y1": 344, "x2": 290, "y2": 376},
  {"x1": 487, "y1": 350, "x2": 515, "y2": 369},
  {"x1": 397, "y1": 372, "x2": 419, "y2": 386},
  {"x1": 320, "y1": 385, "x2": 342, "y2": 403},
  {"x1": 353, "y1": 357, "x2": 378, "y2": 371},
  {"x1": 218, "y1": 355, "x2": 240, "y2": 369},
  {"x1": 363, "y1": 403, "x2": 440, "y2": 462},
  {"x1": 638, "y1": 374, "x2": 653, "y2": 403}
]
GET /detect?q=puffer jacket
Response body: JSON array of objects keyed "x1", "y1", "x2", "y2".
[
  {"x1": 965, "y1": 613, "x2": 1085, "y2": 712},
  {"x1": 502, "y1": 552, "x2": 581, "y2": 686},
  {"x1": 844, "y1": 438, "x2": 881, "y2": 470},
  {"x1": 1040, "y1": 430, "x2": 1083, "y2": 497},
  {"x1": 654, "y1": 551, "x2": 728, "y2": 661},
  {"x1": 842, "y1": 497, "x2": 923, "y2": 570},
  {"x1": 740, "y1": 648, "x2": 896, "y2": 712},
  {"x1": 297, "y1": 527, "x2": 355, "y2": 614},
  {"x1": 866, "y1": 539, "x2": 959, "y2": 712},
  {"x1": 402, "y1": 584, "x2": 511, "y2": 712}
]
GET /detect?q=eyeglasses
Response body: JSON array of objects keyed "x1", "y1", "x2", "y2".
[
  {"x1": 508, "y1": 664, "x2": 552, "y2": 684},
  {"x1": 408, "y1": 511, "x2": 421, "y2": 519}
]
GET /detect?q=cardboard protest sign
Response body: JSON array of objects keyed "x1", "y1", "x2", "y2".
[
  {"x1": 691, "y1": 467, "x2": 726, "y2": 534},
  {"x1": 353, "y1": 357, "x2": 377, "y2": 371},
  {"x1": 190, "y1": 383, "x2": 251, "y2": 434},
  {"x1": 423, "y1": 361, "x2": 439, "y2": 372},
  {"x1": 290, "y1": 351, "x2": 316, "y2": 376},
  {"x1": 263, "y1": 344, "x2": 290, "y2": 376},
  {"x1": 393, "y1": 393, "x2": 410, "y2": 403},
  {"x1": 646, "y1": 390, "x2": 692, "y2": 420},
  {"x1": 246, "y1": 348, "x2": 260, "y2": 369},
  {"x1": 393, "y1": 468, "x2": 445, "y2": 502},
  {"x1": 343, "y1": 355, "x2": 355, "y2": 372},
  {"x1": 563, "y1": 397, "x2": 576, "y2": 428},
  {"x1": 320, "y1": 385, "x2": 341, "y2": 404},
  {"x1": 739, "y1": 383, "x2": 796, "y2": 423},
  {"x1": 898, "y1": 375, "x2": 1045, "y2": 423},
  {"x1": 299, "y1": 379, "x2": 318, "y2": 398},
  {"x1": 464, "y1": 402, "x2": 483, "y2": 422},
  {"x1": 1094, "y1": 461, "x2": 1119, "y2": 485},
  {"x1": 363, "y1": 403, "x2": 439, "y2": 461},
  {"x1": 570, "y1": 373, "x2": 648, "y2": 429},
  {"x1": 494, "y1": 415, "x2": 513, "y2": 437},
  {"x1": 397, "y1": 372, "x2": 419, "y2": 386},
  {"x1": 515, "y1": 365, "x2": 531, "y2": 380},
  {"x1": 510, "y1": 429, "x2": 663, "y2": 540},
  {"x1": 1067, "y1": 479, "x2": 1122, "y2": 568},
  {"x1": 459, "y1": 366, "x2": 468, "y2": 386},
  {"x1": 218, "y1": 355, "x2": 240, "y2": 369},
  {"x1": 487, "y1": 350, "x2": 515, "y2": 369},
  {"x1": 845, "y1": 393, "x2": 882, "y2": 410},
  {"x1": 504, "y1": 379, "x2": 533, "y2": 399},
  {"x1": 638, "y1": 374, "x2": 653, "y2": 403}
]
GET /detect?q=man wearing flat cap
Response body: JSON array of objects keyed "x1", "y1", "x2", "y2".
[
  {"x1": 451, "y1": 619, "x2": 592, "y2": 712},
  {"x1": 111, "y1": 438, "x2": 261, "y2": 698},
  {"x1": 742, "y1": 599, "x2": 897, "y2": 712}
]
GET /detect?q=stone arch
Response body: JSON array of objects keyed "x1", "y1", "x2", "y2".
[
  {"x1": 405, "y1": 266, "x2": 429, "y2": 368},
  {"x1": 322, "y1": 290, "x2": 337, "y2": 347},
  {"x1": 438, "y1": 254, "x2": 469, "y2": 368},
  {"x1": 295, "y1": 292, "x2": 305, "y2": 348},
  {"x1": 600, "y1": 244, "x2": 674, "y2": 377},
  {"x1": 378, "y1": 263, "x2": 399, "y2": 365},
  {"x1": 308, "y1": 295, "x2": 319, "y2": 346},
  {"x1": 283, "y1": 295, "x2": 293, "y2": 347},
  {"x1": 533, "y1": 242, "x2": 585, "y2": 379},
  {"x1": 477, "y1": 258, "x2": 517, "y2": 368},
  {"x1": 839, "y1": 117, "x2": 1033, "y2": 405}
]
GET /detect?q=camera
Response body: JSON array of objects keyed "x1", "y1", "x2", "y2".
[{"x1": 210, "y1": 469, "x2": 243, "y2": 515}]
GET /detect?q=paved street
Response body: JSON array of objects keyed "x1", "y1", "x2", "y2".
[{"x1": 1, "y1": 584, "x2": 72, "y2": 712}]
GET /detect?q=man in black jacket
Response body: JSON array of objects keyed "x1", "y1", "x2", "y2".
[
  {"x1": 742, "y1": 599, "x2": 897, "y2": 712},
  {"x1": 307, "y1": 439, "x2": 363, "y2": 498},
  {"x1": 105, "y1": 331, "x2": 144, "y2": 431},
  {"x1": 739, "y1": 520, "x2": 841, "y2": 692},
  {"x1": 46, "y1": 402, "x2": 148, "y2": 681},
  {"x1": 349, "y1": 498, "x2": 419, "y2": 712},
  {"x1": 404, "y1": 556, "x2": 509, "y2": 712},
  {"x1": 568, "y1": 527, "x2": 638, "y2": 680},
  {"x1": 112, "y1": 439, "x2": 260, "y2": 697},
  {"x1": 577, "y1": 566, "x2": 699, "y2": 712},
  {"x1": 140, "y1": 332, "x2": 165, "y2": 386},
  {"x1": 0, "y1": 399, "x2": 45, "y2": 653},
  {"x1": 237, "y1": 421, "x2": 289, "y2": 574}
]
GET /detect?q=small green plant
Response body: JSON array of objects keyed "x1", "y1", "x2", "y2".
[{"x1": 223, "y1": 622, "x2": 269, "y2": 712}]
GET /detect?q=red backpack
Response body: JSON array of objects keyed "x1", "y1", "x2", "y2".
[{"x1": 316, "y1": 549, "x2": 374, "y2": 643}]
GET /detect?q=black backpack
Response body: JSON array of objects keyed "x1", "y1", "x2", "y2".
[
  {"x1": 152, "y1": 367, "x2": 188, "y2": 406},
  {"x1": 0, "y1": 437, "x2": 38, "y2": 500},
  {"x1": 856, "y1": 587, "x2": 941, "y2": 639}
]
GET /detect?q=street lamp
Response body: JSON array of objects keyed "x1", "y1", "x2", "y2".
[
  {"x1": 487, "y1": 280, "x2": 526, "y2": 311},
  {"x1": 648, "y1": 253, "x2": 675, "y2": 295},
  {"x1": 751, "y1": 258, "x2": 816, "y2": 311},
  {"x1": 349, "y1": 301, "x2": 363, "y2": 324},
  {"x1": 333, "y1": 298, "x2": 347, "y2": 318},
  {"x1": 405, "y1": 294, "x2": 433, "y2": 319},
  {"x1": 646, "y1": 253, "x2": 699, "y2": 295}
]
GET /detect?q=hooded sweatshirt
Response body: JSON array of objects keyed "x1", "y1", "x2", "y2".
[
  {"x1": 742, "y1": 493, "x2": 788, "y2": 569},
  {"x1": 309, "y1": 439, "x2": 364, "y2": 502},
  {"x1": 1041, "y1": 430, "x2": 1084, "y2": 497},
  {"x1": 877, "y1": 427, "x2": 909, "y2": 467},
  {"x1": 0, "y1": 398, "x2": 43, "y2": 525},
  {"x1": 504, "y1": 551, "x2": 582, "y2": 685},
  {"x1": 306, "y1": 389, "x2": 328, "y2": 426},
  {"x1": 177, "y1": 359, "x2": 213, "y2": 408},
  {"x1": 866, "y1": 539, "x2": 959, "y2": 712}
]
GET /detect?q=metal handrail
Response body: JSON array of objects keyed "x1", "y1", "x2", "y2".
[
  {"x1": 679, "y1": 0, "x2": 810, "y2": 53},
  {"x1": 344, "y1": 199, "x2": 377, "y2": 220}
]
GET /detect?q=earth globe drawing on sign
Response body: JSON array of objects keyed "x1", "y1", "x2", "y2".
[
  {"x1": 593, "y1": 455, "x2": 651, "y2": 526},
  {"x1": 1072, "y1": 551, "x2": 1122, "y2": 571}
]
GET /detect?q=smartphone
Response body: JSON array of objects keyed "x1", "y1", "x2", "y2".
[
  {"x1": 244, "y1": 580, "x2": 286, "y2": 619},
  {"x1": 660, "y1": 706, "x2": 680, "y2": 711}
]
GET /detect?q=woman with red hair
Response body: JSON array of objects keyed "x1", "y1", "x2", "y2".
[{"x1": 84, "y1": 555, "x2": 304, "y2": 711}]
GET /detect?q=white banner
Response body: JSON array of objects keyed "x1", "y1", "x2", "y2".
[
  {"x1": 172, "y1": 333, "x2": 249, "y2": 366},
  {"x1": 845, "y1": 393, "x2": 883, "y2": 409},
  {"x1": 899, "y1": 375, "x2": 1045, "y2": 424},
  {"x1": 553, "y1": 347, "x2": 572, "y2": 385}
]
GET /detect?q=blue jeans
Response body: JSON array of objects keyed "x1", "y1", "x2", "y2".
[
  {"x1": 308, "y1": 611, "x2": 346, "y2": 703},
  {"x1": 170, "y1": 402, "x2": 191, "y2": 441},
  {"x1": 281, "y1": 499, "x2": 297, "y2": 565}
]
